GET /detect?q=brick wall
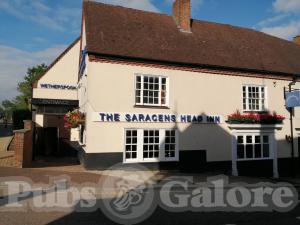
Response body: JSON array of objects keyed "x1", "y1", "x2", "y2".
[{"x1": 8, "y1": 120, "x2": 34, "y2": 167}]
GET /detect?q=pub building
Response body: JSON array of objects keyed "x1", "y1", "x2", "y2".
[
  {"x1": 33, "y1": 0, "x2": 300, "y2": 177},
  {"x1": 32, "y1": 38, "x2": 80, "y2": 156}
]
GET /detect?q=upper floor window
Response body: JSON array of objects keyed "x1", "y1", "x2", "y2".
[
  {"x1": 243, "y1": 85, "x2": 266, "y2": 111},
  {"x1": 135, "y1": 74, "x2": 168, "y2": 107}
]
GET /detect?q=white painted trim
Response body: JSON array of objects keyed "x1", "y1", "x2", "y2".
[
  {"x1": 123, "y1": 128, "x2": 179, "y2": 163},
  {"x1": 271, "y1": 133, "x2": 279, "y2": 178},
  {"x1": 134, "y1": 73, "x2": 169, "y2": 107},
  {"x1": 228, "y1": 124, "x2": 283, "y2": 131},
  {"x1": 230, "y1": 128, "x2": 280, "y2": 178},
  {"x1": 242, "y1": 84, "x2": 267, "y2": 112},
  {"x1": 231, "y1": 135, "x2": 238, "y2": 176}
]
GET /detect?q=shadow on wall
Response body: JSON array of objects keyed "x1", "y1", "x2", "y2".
[
  {"x1": 80, "y1": 110, "x2": 297, "y2": 178},
  {"x1": 147, "y1": 111, "x2": 296, "y2": 178}
]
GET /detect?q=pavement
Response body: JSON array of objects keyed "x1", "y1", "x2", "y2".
[
  {"x1": 0, "y1": 136, "x2": 13, "y2": 152},
  {"x1": 0, "y1": 166, "x2": 300, "y2": 225}
]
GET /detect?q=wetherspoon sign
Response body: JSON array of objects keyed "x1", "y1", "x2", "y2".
[{"x1": 92, "y1": 112, "x2": 222, "y2": 124}]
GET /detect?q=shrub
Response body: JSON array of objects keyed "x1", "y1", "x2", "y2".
[{"x1": 12, "y1": 109, "x2": 31, "y2": 129}]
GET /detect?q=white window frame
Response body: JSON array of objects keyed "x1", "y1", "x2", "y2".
[
  {"x1": 123, "y1": 128, "x2": 179, "y2": 163},
  {"x1": 235, "y1": 133, "x2": 272, "y2": 161},
  {"x1": 242, "y1": 85, "x2": 267, "y2": 112},
  {"x1": 135, "y1": 74, "x2": 169, "y2": 107}
]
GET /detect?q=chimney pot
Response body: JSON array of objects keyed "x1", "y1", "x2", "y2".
[
  {"x1": 294, "y1": 35, "x2": 300, "y2": 45},
  {"x1": 173, "y1": 0, "x2": 191, "y2": 33}
]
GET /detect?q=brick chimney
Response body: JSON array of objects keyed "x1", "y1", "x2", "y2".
[
  {"x1": 173, "y1": 0, "x2": 191, "y2": 33},
  {"x1": 294, "y1": 35, "x2": 300, "y2": 45}
]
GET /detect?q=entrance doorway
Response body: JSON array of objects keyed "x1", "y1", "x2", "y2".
[{"x1": 34, "y1": 115, "x2": 77, "y2": 157}]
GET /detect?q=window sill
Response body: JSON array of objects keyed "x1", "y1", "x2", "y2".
[
  {"x1": 123, "y1": 159, "x2": 179, "y2": 164},
  {"x1": 228, "y1": 124, "x2": 283, "y2": 131},
  {"x1": 242, "y1": 110, "x2": 268, "y2": 113},
  {"x1": 237, "y1": 158, "x2": 272, "y2": 161},
  {"x1": 134, "y1": 105, "x2": 170, "y2": 109}
]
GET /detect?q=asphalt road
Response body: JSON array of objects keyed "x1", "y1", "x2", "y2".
[{"x1": 1, "y1": 167, "x2": 300, "y2": 225}]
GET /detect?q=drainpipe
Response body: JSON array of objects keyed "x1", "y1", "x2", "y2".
[
  {"x1": 31, "y1": 84, "x2": 36, "y2": 161},
  {"x1": 288, "y1": 78, "x2": 297, "y2": 177}
]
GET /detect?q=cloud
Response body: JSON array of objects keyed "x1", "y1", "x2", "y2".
[
  {"x1": 257, "y1": 14, "x2": 289, "y2": 27},
  {"x1": 257, "y1": 0, "x2": 300, "y2": 40},
  {"x1": 261, "y1": 20, "x2": 300, "y2": 40},
  {"x1": 94, "y1": 0, "x2": 160, "y2": 12},
  {"x1": 273, "y1": 0, "x2": 300, "y2": 13},
  {"x1": 0, "y1": 0, "x2": 81, "y2": 32},
  {"x1": 0, "y1": 45, "x2": 67, "y2": 102}
]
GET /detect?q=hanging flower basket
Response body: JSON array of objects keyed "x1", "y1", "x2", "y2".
[
  {"x1": 227, "y1": 111, "x2": 285, "y2": 125},
  {"x1": 64, "y1": 109, "x2": 85, "y2": 129}
]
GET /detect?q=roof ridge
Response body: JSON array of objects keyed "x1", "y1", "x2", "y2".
[
  {"x1": 86, "y1": 1, "x2": 297, "y2": 46},
  {"x1": 84, "y1": 1, "x2": 300, "y2": 75}
]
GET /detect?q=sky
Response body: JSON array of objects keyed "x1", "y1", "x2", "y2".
[{"x1": 0, "y1": 0, "x2": 300, "y2": 103}]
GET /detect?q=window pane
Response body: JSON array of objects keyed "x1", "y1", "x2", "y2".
[
  {"x1": 144, "y1": 130, "x2": 159, "y2": 159},
  {"x1": 132, "y1": 152, "x2": 137, "y2": 158},
  {"x1": 132, "y1": 130, "x2": 137, "y2": 136},
  {"x1": 125, "y1": 130, "x2": 137, "y2": 159},
  {"x1": 136, "y1": 97, "x2": 140, "y2": 103},
  {"x1": 237, "y1": 145, "x2": 244, "y2": 159},
  {"x1": 246, "y1": 136, "x2": 252, "y2": 144},
  {"x1": 244, "y1": 85, "x2": 266, "y2": 112},
  {"x1": 263, "y1": 136, "x2": 269, "y2": 143},
  {"x1": 165, "y1": 130, "x2": 176, "y2": 158},
  {"x1": 255, "y1": 136, "x2": 261, "y2": 143},
  {"x1": 237, "y1": 136, "x2": 243, "y2": 144},
  {"x1": 132, "y1": 138, "x2": 137, "y2": 144},
  {"x1": 137, "y1": 75, "x2": 168, "y2": 106},
  {"x1": 255, "y1": 144, "x2": 262, "y2": 158},
  {"x1": 246, "y1": 145, "x2": 253, "y2": 158},
  {"x1": 263, "y1": 144, "x2": 269, "y2": 158}
]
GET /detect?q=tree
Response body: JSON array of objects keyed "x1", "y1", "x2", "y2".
[
  {"x1": 1, "y1": 100, "x2": 15, "y2": 122},
  {"x1": 0, "y1": 105, "x2": 4, "y2": 119},
  {"x1": 1, "y1": 64, "x2": 47, "y2": 111},
  {"x1": 16, "y1": 64, "x2": 47, "y2": 109}
]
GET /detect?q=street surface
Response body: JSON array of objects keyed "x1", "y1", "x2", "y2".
[{"x1": 0, "y1": 167, "x2": 300, "y2": 225}]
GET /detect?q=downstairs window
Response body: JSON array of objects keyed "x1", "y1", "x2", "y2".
[{"x1": 124, "y1": 129, "x2": 178, "y2": 163}]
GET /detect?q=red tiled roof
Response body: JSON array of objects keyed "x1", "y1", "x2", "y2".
[{"x1": 84, "y1": 1, "x2": 300, "y2": 76}]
